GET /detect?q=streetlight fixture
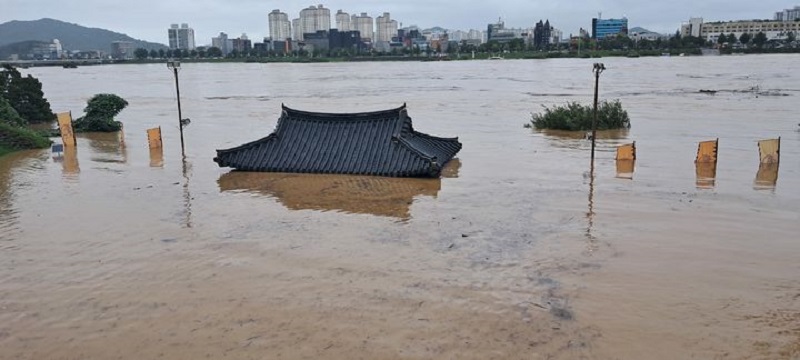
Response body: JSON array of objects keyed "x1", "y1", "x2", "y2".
[
  {"x1": 167, "y1": 60, "x2": 187, "y2": 154},
  {"x1": 590, "y1": 63, "x2": 606, "y2": 166}
]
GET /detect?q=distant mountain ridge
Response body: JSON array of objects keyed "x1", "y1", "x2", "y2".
[{"x1": 0, "y1": 18, "x2": 166, "y2": 53}]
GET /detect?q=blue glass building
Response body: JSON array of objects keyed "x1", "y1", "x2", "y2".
[{"x1": 592, "y1": 18, "x2": 629, "y2": 39}]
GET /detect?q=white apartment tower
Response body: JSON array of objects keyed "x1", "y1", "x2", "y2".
[
  {"x1": 351, "y1": 13, "x2": 374, "y2": 41},
  {"x1": 680, "y1": 17, "x2": 704, "y2": 38},
  {"x1": 268, "y1": 10, "x2": 292, "y2": 40},
  {"x1": 375, "y1": 12, "x2": 398, "y2": 42},
  {"x1": 212, "y1": 32, "x2": 229, "y2": 55},
  {"x1": 299, "y1": 4, "x2": 331, "y2": 37},
  {"x1": 292, "y1": 18, "x2": 302, "y2": 40},
  {"x1": 775, "y1": 6, "x2": 800, "y2": 21},
  {"x1": 168, "y1": 23, "x2": 196, "y2": 50},
  {"x1": 336, "y1": 10, "x2": 351, "y2": 31}
]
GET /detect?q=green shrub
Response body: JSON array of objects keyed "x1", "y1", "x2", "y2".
[
  {"x1": 530, "y1": 100, "x2": 631, "y2": 131},
  {"x1": 0, "y1": 122, "x2": 51, "y2": 153},
  {"x1": 73, "y1": 93, "x2": 128, "y2": 132}
]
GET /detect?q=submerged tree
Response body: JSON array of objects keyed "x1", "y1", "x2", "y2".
[
  {"x1": 0, "y1": 65, "x2": 55, "y2": 123},
  {"x1": 529, "y1": 100, "x2": 631, "y2": 131},
  {"x1": 73, "y1": 94, "x2": 129, "y2": 132}
]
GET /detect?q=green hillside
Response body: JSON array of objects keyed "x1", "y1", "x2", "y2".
[{"x1": 0, "y1": 18, "x2": 167, "y2": 53}]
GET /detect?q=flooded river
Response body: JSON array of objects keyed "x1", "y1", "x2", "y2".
[{"x1": 1, "y1": 55, "x2": 799, "y2": 359}]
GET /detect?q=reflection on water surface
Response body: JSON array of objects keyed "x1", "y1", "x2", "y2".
[{"x1": 218, "y1": 171, "x2": 443, "y2": 219}]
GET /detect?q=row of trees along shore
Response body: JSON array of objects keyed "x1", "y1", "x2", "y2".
[{"x1": 132, "y1": 31, "x2": 798, "y2": 61}]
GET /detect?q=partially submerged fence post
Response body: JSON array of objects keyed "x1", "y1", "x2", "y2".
[
  {"x1": 56, "y1": 111, "x2": 76, "y2": 147},
  {"x1": 757, "y1": 137, "x2": 780, "y2": 164},
  {"x1": 147, "y1": 127, "x2": 164, "y2": 168},
  {"x1": 695, "y1": 138, "x2": 718, "y2": 189},
  {"x1": 147, "y1": 127, "x2": 162, "y2": 149},
  {"x1": 754, "y1": 137, "x2": 780, "y2": 189},
  {"x1": 615, "y1": 142, "x2": 636, "y2": 179}
]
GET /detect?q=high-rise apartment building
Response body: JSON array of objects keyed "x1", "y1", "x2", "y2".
[
  {"x1": 375, "y1": 12, "x2": 398, "y2": 42},
  {"x1": 680, "y1": 17, "x2": 703, "y2": 38},
  {"x1": 268, "y1": 10, "x2": 292, "y2": 40},
  {"x1": 212, "y1": 32, "x2": 230, "y2": 55},
  {"x1": 533, "y1": 20, "x2": 552, "y2": 49},
  {"x1": 336, "y1": 10, "x2": 351, "y2": 31},
  {"x1": 351, "y1": 13, "x2": 374, "y2": 42},
  {"x1": 168, "y1": 23, "x2": 196, "y2": 50},
  {"x1": 775, "y1": 6, "x2": 800, "y2": 21},
  {"x1": 292, "y1": 18, "x2": 302, "y2": 40},
  {"x1": 299, "y1": 4, "x2": 331, "y2": 37}
]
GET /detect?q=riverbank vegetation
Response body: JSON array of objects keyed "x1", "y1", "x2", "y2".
[
  {"x1": 0, "y1": 65, "x2": 52, "y2": 156},
  {"x1": 0, "y1": 122, "x2": 52, "y2": 156},
  {"x1": 528, "y1": 100, "x2": 631, "y2": 131},
  {"x1": 73, "y1": 94, "x2": 128, "y2": 132}
]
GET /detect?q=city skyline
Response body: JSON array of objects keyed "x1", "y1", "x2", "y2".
[{"x1": 2, "y1": 0, "x2": 796, "y2": 45}]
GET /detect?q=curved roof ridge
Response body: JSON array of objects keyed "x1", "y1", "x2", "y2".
[
  {"x1": 281, "y1": 103, "x2": 407, "y2": 119},
  {"x1": 395, "y1": 135, "x2": 438, "y2": 163},
  {"x1": 411, "y1": 130, "x2": 460, "y2": 142},
  {"x1": 216, "y1": 133, "x2": 276, "y2": 155}
]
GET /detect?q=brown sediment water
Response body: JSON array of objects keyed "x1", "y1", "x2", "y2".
[{"x1": 1, "y1": 56, "x2": 799, "y2": 359}]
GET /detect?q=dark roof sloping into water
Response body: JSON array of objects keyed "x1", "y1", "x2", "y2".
[{"x1": 214, "y1": 104, "x2": 462, "y2": 177}]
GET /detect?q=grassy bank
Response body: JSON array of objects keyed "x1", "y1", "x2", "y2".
[{"x1": 0, "y1": 122, "x2": 51, "y2": 157}]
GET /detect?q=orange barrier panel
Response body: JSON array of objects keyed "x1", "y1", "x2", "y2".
[
  {"x1": 149, "y1": 147, "x2": 164, "y2": 168},
  {"x1": 56, "y1": 112, "x2": 76, "y2": 147},
  {"x1": 62, "y1": 145, "x2": 79, "y2": 174},
  {"x1": 754, "y1": 163, "x2": 779, "y2": 190},
  {"x1": 616, "y1": 159, "x2": 635, "y2": 180},
  {"x1": 615, "y1": 142, "x2": 636, "y2": 161},
  {"x1": 147, "y1": 127, "x2": 162, "y2": 149},
  {"x1": 696, "y1": 162, "x2": 717, "y2": 189},
  {"x1": 757, "y1": 138, "x2": 780, "y2": 164},
  {"x1": 695, "y1": 138, "x2": 718, "y2": 164}
]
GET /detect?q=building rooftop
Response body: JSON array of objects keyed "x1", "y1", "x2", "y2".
[{"x1": 214, "y1": 104, "x2": 462, "y2": 178}]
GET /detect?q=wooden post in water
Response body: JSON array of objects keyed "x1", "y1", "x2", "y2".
[{"x1": 590, "y1": 63, "x2": 605, "y2": 167}]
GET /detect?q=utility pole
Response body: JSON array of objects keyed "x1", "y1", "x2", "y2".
[
  {"x1": 591, "y1": 63, "x2": 605, "y2": 167},
  {"x1": 167, "y1": 60, "x2": 186, "y2": 155}
]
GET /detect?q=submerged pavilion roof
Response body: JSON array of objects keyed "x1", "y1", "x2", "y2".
[{"x1": 214, "y1": 104, "x2": 462, "y2": 178}]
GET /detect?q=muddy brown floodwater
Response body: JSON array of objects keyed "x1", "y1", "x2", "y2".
[{"x1": 1, "y1": 56, "x2": 799, "y2": 359}]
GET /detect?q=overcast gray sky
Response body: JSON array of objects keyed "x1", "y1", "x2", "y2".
[{"x1": 2, "y1": 1, "x2": 793, "y2": 44}]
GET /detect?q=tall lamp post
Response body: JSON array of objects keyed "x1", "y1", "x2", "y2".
[
  {"x1": 590, "y1": 63, "x2": 605, "y2": 167},
  {"x1": 167, "y1": 60, "x2": 186, "y2": 154}
]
